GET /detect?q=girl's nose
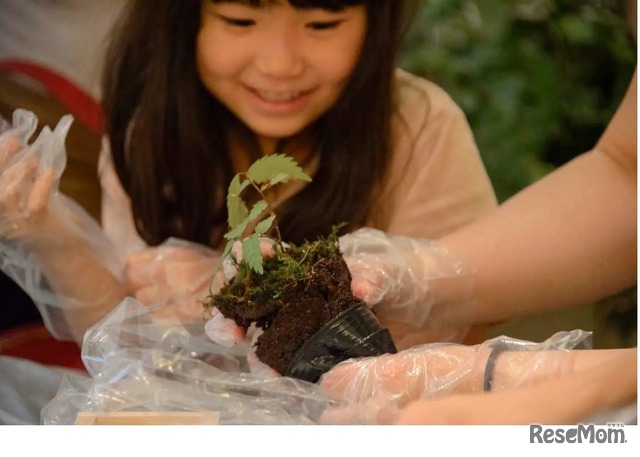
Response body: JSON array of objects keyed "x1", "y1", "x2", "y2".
[{"x1": 254, "y1": 33, "x2": 304, "y2": 78}]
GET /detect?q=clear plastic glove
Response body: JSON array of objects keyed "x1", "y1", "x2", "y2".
[
  {"x1": 319, "y1": 330, "x2": 590, "y2": 424},
  {"x1": 0, "y1": 110, "x2": 125, "y2": 342},
  {"x1": 394, "y1": 347, "x2": 638, "y2": 425},
  {"x1": 0, "y1": 110, "x2": 66, "y2": 241},
  {"x1": 339, "y1": 228, "x2": 475, "y2": 348},
  {"x1": 203, "y1": 237, "x2": 281, "y2": 377}
]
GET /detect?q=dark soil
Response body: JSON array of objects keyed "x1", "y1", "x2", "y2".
[{"x1": 210, "y1": 247, "x2": 363, "y2": 375}]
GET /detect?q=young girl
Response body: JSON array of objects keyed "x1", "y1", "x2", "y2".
[{"x1": 0, "y1": 0, "x2": 496, "y2": 347}]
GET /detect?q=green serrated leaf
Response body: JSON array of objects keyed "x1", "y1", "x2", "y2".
[
  {"x1": 260, "y1": 172, "x2": 289, "y2": 192},
  {"x1": 227, "y1": 196, "x2": 249, "y2": 230},
  {"x1": 228, "y1": 175, "x2": 250, "y2": 197},
  {"x1": 224, "y1": 219, "x2": 249, "y2": 241},
  {"x1": 255, "y1": 215, "x2": 276, "y2": 236},
  {"x1": 242, "y1": 234, "x2": 263, "y2": 274},
  {"x1": 246, "y1": 154, "x2": 312, "y2": 185},
  {"x1": 247, "y1": 200, "x2": 268, "y2": 222},
  {"x1": 227, "y1": 175, "x2": 251, "y2": 229},
  {"x1": 225, "y1": 200, "x2": 269, "y2": 241}
]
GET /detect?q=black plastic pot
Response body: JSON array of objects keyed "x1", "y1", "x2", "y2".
[{"x1": 285, "y1": 303, "x2": 397, "y2": 383}]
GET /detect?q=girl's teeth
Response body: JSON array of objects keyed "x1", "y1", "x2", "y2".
[{"x1": 257, "y1": 90, "x2": 301, "y2": 101}]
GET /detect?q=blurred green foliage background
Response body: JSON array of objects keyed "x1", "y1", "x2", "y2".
[{"x1": 400, "y1": 0, "x2": 636, "y2": 202}]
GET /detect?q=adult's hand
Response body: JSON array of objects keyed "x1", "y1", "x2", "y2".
[
  {"x1": 396, "y1": 348, "x2": 637, "y2": 424},
  {"x1": 339, "y1": 228, "x2": 475, "y2": 347},
  {"x1": 319, "y1": 331, "x2": 587, "y2": 424}
]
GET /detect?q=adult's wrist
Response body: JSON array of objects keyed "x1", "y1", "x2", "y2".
[{"x1": 490, "y1": 348, "x2": 575, "y2": 391}]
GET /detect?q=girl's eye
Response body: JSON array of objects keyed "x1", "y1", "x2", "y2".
[
  {"x1": 307, "y1": 20, "x2": 343, "y2": 31},
  {"x1": 217, "y1": 15, "x2": 255, "y2": 27}
]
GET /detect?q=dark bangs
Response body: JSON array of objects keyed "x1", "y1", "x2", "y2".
[{"x1": 208, "y1": 0, "x2": 365, "y2": 11}]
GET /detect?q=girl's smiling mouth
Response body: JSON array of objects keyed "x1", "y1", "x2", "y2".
[{"x1": 246, "y1": 85, "x2": 315, "y2": 114}]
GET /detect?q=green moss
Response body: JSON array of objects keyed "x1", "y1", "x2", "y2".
[{"x1": 204, "y1": 225, "x2": 344, "y2": 327}]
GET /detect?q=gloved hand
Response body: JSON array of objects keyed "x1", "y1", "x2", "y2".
[
  {"x1": 124, "y1": 239, "x2": 223, "y2": 322},
  {"x1": 203, "y1": 237, "x2": 281, "y2": 377},
  {"x1": 0, "y1": 111, "x2": 67, "y2": 242},
  {"x1": 394, "y1": 347, "x2": 638, "y2": 425},
  {"x1": 339, "y1": 228, "x2": 475, "y2": 348},
  {"x1": 0, "y1": 110, "x2": 126, "y2": 342},
  {"x1": 319, "y1": 330, "x2": 589, "y2": 424}
]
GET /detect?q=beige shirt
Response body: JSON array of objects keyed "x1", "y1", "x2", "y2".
[
  {"x1": 98, "y1": 70, "x2": 497, "y2": 257},
  {"x1": 377, "y1": 70, "x2": 497, "y2": 238}
]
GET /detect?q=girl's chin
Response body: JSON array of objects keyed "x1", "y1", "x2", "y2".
[{"x1": 249, "y1": 124, "x2": 308, "y2": 142}]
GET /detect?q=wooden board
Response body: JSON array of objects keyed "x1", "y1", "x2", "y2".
[{"x1": 74, "y1": 411, "x2": 220, "y2": 425}]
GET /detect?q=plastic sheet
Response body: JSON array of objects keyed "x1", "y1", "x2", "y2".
[
  {"x1": 42, "y1": 298, "x2": 348, "y2": 425},
  {"x1": 41, "y1": 296, "x2": 593, "y2": 425}
]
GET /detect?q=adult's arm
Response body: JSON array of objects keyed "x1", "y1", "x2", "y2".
[
  {"x1": 395, "y1": 347, "x2": 637, "y2": 425},
  {"x1": 440, "y1": 70, "x2": 637, "y2": 324}
]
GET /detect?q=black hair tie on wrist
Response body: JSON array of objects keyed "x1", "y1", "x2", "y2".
[{"x1": 483, "y1": 341, "x2": 509, "y2": 392}]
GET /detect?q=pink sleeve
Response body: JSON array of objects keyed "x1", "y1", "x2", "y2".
[
  {"x1": 376, "y1": 72, "x2": 497, "y2": 239},
  {"x1": 98, "y1": 138, "x2": 147, "y2": 257}
]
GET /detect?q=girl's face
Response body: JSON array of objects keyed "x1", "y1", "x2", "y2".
[{"x1": 197, "y1": 1, "x2": 366, "y2": 153}]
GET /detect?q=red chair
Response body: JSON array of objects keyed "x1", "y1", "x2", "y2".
[{"x1": 0, "y1": 59, "x2": 103, "y2": 136}]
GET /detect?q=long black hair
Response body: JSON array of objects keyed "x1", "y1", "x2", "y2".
[{"x1": 102, "y1": 0, "x2": 415, "y2": 246}]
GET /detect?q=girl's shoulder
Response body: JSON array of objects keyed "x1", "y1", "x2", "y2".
[{"x1": 393, "y1": 68, "x2": 467, "y2": 130}]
